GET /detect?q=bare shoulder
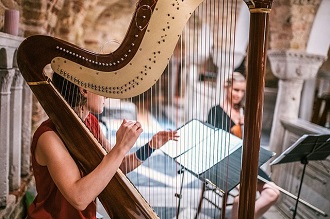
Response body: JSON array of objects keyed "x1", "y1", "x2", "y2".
[
  {"x1": 35, "y1": 130, "x2": 86, "y2": 200},
  {"x1": 35, "y1": 131, "x2": 69, "y2": 166}
]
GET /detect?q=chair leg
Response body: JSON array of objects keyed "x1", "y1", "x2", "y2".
[
  {"x1": 221, "y1": 192, "x2": 229, "y2": 219},
  {"x1": 195, "y1": 182, "x2": 206, "y2": 219}
]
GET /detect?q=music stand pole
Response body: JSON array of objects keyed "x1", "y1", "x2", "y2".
[{"x1": 292, "y1": 158, "x2": 308, "y2": 219}]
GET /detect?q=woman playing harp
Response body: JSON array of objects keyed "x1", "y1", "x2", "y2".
[{"x1": 27, "y1": 72, "x2": 179, "y2": 219}]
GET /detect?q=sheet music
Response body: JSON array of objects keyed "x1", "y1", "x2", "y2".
[
  {"x1": 176, "y1": 129, "x2": 242, "y2": 174},
  {"x1": 270, "y1": 134, "x2": 330, "y2": 165},
  {"x1": 270, "y1": 134, "x2": 308, "y2": 165},
  {"x1": 160, "y1": 119, "x2": 216, "y2": 158}
]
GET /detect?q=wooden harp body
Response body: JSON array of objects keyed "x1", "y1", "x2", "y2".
[
  {"x1": 17, "y1": 0, "x2": 273, "y2": 218},
  {"x1": 18, "y1": 0, "x2": 204, "y2": 218},
  {"x1": 17, "y1": 37, "x2": 159, "y2": 218}
]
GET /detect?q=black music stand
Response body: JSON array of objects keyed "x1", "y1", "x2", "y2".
[
  {"x1": 173, "y1": 145, "x2": 274, "y2": 218},
  {"x1": 270, "y1": 134, "x2": 330, "y2": 219},
  {"x1": 199, "y1": 145, "x2": 274, "y2": 194},
  {"x1": 161, "y1": 119, "x2": 276, "y2": 218}
]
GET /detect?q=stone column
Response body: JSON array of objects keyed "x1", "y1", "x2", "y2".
[
  {"x1": 0, "y1": 69, "x2": 15, "y2": 207},
  {"x1": 0, "y1": 32, "x2": 24, "y2": 208},
  {"x1": 299, "y1": 78, "x2": 316, "y2": 121},
  {"x1": 267, "y1": 50, "x2": 326, "y2": 159},
  {"x1": 21, "y1": 81, "x2": 32, "y2": 176},
  {"x1": 9, "y1": 69, "x2": 24, "y2": 191}
]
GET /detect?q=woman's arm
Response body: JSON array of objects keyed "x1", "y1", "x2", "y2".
[
  {"x1": 97, "y1": 120, "x2": 179, "y2": 173},
  {"x1": 207, "y1": 105, "x2": 223, "y2": 128},
  {"x1": 35, "y1": 119, "x2": 142, "y2": 211},
  {"x1": 120, "y1": 130, "x2": 179, "y2": 173}
]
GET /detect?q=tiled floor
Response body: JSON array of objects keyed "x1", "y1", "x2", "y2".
[
  {"x1": 97, "y1": 151, "x2": 289, "y2": 219},
  {"x1": 97, "y1": 113, "x2": 289, "y2": 218}
]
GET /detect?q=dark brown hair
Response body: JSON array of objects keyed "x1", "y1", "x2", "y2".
[{"x1": 52, "y1": 73, "x2": 87, "y2": 108}]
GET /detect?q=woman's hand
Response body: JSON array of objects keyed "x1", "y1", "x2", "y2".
[
  {"x1": 115, "y1": 119, "x2": 143, "y2": 152},
  {"x1": 149, "y1": 130, "x2": 179, "y2": 149},
  {"x1": 239, "y1": 115, "x2": 244, "y2": 125}
]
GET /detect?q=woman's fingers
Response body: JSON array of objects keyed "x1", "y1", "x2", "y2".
[{"x1": 133, "y1": 121, "x2": 142, "y2": 130}]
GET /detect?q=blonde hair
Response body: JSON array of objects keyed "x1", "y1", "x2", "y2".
[{"x1": 226, "y1": 71, "x2": 246, "y2": 87}]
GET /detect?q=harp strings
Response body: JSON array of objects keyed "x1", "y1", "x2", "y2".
[
  {"x1": 52, "y1": 0, "x2": 240, "y2": 216},
  {"x1": 178, "y1": 0, "x2": 240, "y2": 216},
  {"x1": 132, "y1": 0, "x2": 241, "y2": 216}
]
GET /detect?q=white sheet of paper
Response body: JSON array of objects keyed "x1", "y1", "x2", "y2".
[
  {"x1": 160, "y1": 119, "x2": 216, "y2": 158},
  {"x1": 176, "y1": 129, "x2": 242, "y2": 174}
]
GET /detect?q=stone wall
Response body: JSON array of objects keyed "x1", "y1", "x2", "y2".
[{"x1": 0, "y1": 32, "x2": 32, "y2": 219}]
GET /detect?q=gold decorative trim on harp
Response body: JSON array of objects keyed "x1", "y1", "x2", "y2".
[{"x1": 17, "y1": 0, "x2": 205, "y2": 218}]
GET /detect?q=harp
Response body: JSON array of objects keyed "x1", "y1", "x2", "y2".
[{"x1": 17, "y1": 0, "x2": 273, "y2": 218}]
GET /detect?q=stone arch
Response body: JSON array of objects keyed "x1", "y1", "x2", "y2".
[
  {"x1": 0, "y1": 47, "x2": 7, "y2": 68},
  {"x1": 306, "y1": 0, "x2": 330, "y2": 56},
  {"x1": 82, "y1": 0, "x2": 135, "y2": 52}
]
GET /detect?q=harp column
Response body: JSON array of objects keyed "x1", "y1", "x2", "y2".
[{"x1": 238, "y1": 1, "x2": 273, "y2": 219}]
